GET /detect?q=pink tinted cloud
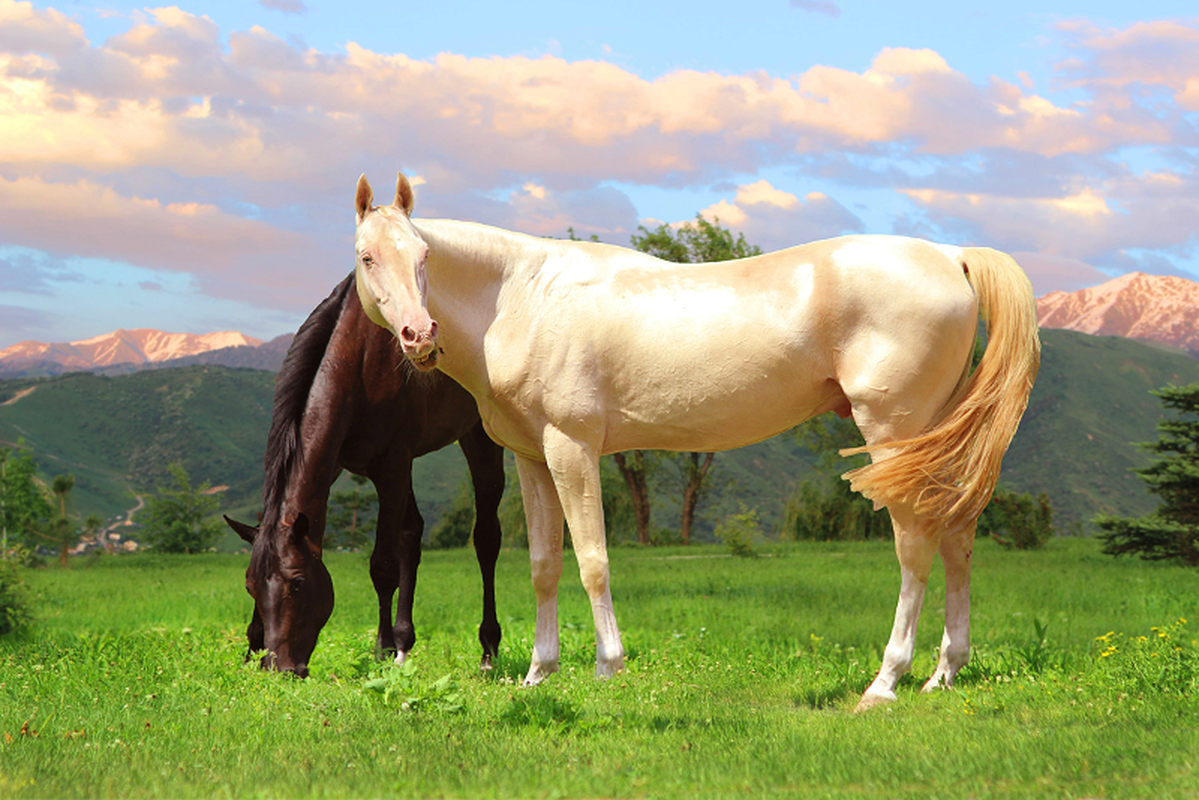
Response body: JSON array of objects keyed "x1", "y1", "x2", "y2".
[
  {"x1": 0, "y1": 175, "x2": 305, "y2": 271},
  {"x1": 695, "y1": 180, "x2": 863, "y2": 252},
  {"x1": 4, "y1": 2, "x2": 1173, "y2": 195},
  {"x1": 0, "y1": 0, "x2": 1196, "y2": 315}
]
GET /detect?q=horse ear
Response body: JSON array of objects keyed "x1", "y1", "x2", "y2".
[
  {"x1": 290, "y1": 513, "x2": 320, "y2": 553},
  {"x1": 394, "y1": 172, "x2": 415, "y2": 217},
  {"x1": 225, "y1": 515, "x2": 258, "y2": 544},
  {"x1": 355, "y1": 174, "x2": 373, "y2": 223}
]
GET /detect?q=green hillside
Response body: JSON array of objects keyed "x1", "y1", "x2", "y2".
[
  {"x1": 0, "y1": 366, "x2": 484, "y2": 540},
  {"x1": 0, "y1": 367, "x2": 275, "y2": 522},
  {"x1": 2, "y1": 328, "x2": 1195, "y2": 545},
  {"x1": 1001, "y1": 328, "x2": 1199, "y2": 527}
]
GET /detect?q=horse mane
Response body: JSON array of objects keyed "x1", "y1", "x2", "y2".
[{"x1": 261, "y1": 272, "x2": 356, "y2": 530}]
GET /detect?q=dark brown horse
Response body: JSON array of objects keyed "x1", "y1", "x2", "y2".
[{"x1": 225, "y1": 273, "x2": 504, "y2": 677}]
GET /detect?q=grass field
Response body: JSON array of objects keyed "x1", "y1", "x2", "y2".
[{"x1": 2, "y1": 538, "x2": 1198, "y2": 798}]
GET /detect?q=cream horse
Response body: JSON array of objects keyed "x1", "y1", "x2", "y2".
[{"x1": 353, "y1": 173, "x2": 1040, "y2": 711}]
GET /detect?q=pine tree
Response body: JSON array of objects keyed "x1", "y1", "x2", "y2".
[{"x1": 1096, "y1": 383, "x2": 1199, "y2": 566}]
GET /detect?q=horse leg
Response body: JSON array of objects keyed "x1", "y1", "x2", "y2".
[
  {"x1": 368, "y1": 470, "x2": 416, "y2": 660},
  {"x1": 516, "y1": 455, "x2": 565, "y2": 685},
  {"x1": 856, "y1": 504, "x2": 941, "y2": 712},
  {"x1": 542, "y1": 429, "x2": 624, "y2": 679},
  {"x1": 922, "y1": 524, "x2": 976, "y2": 692},
  {"x1": 390, "y1": 486, "x2": 424, "y2": 664},
  {"x1": 459, "y1": 421, "x2": 505, "y2": 668}
]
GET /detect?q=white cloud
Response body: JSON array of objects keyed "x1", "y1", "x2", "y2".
[{"x1": 1, "y1": 1, "x2": 1197, "y2": 337}]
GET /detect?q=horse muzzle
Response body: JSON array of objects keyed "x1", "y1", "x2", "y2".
[{"x1": 400, "y1": 321, "x2": 440, "y2": 370}]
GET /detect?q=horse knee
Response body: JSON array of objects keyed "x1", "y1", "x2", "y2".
[
  {"x1": 577, "y1": 559, "x2": 610, "y2": 600},
  {"x1": 529, "y1": 551, "x2": 562, "y2": 596}
]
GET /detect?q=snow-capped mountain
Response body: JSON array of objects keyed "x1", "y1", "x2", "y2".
[
  {"x1": 0, "y1": 329, "x2": 264, "y2": 374},
  {"x1": 1037, "y1": 272, "x2": 1199, "y2": 358}
]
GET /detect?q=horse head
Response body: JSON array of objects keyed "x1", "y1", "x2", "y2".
[
  {"x1": 226, "y1": 513, "x2": 334, "y2": 678},
  {"x1": 353, "y1": 172, "x2": 439, "y2": 371}
]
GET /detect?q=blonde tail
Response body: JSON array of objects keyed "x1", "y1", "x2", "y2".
[{"x1": 841, "y1": 247, "x2": 1041, "y2": 531}]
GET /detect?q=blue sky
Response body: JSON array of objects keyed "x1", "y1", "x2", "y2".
[{"x1": 1, "y1": 0, "x2": 1198, "y2": 348}]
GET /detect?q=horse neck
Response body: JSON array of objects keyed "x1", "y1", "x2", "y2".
[
  {"x1": 263, "y1": 310, "x2": 365, "y2": 536},
  {"x1": 415, "y1": 219, "x2": 537, "y2": 373}
]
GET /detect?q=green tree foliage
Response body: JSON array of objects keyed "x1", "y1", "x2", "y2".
[
  {"x1": 140, "y1": 462, "x2": 224, "y2": 554},
  {"x1": 630, "y1": 215, "x2": 763, "y2": 264},
  {"x1": 978, "y1": 487, "x2": 1055, "y2": 550},
  {"x1": 51, "y1": 473, "x2": 75, "y2": 519},
  {"x1": 0, "y1": 557, "x2": 34, "y2": 634},
  {"x1": 427, "y1": 479, "x2": 474, "y2": 550},
  {"x1": 0, "y1": 444, "x2": 53, "y2": 557},
  {"x1": 326, "y1": 474, "x2": 378, "y2": 550},
  {"x1": 1096, "y1": 383, "x2": 1199, "y2": 566},
  {"x1": 780, "y1": 413, "x2": 892, "y2": 541}
]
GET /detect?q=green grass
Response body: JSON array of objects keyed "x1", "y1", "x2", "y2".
[{"x1": 2, "y1": 539, "x2": 1198, "y2": 798}]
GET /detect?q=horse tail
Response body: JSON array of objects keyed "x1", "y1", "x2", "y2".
[{"x1": 841, "y1": 247, "x2": 1041, "y2": 531}]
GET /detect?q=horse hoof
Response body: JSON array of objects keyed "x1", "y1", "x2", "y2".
[
  {"x1": 595, "y1": 657, "x2": 624, "y2": 679},
  {"x1": 920, "y1": 674, "x2": 953, "y2": 694},
  {"x1": 394, "y1": 650, "x2": 408, "y2": 667},
  {"x1": 853, "y1": 689, "x2": 896, "y2": 713},
  {"x1": 523, "y1": 660, "x2": 557, "y2": 686},
  {"x1": 479, "y1": 656, "x2": 494, "y2": 673}
]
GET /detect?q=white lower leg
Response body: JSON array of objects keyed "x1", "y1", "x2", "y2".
[
  {"x1": 591, "y1": 587, "x2": 624, "y2": 677},
  {"x1": 516, "y1": 456, "x2": 565, "y2": 687},
  {"x1": 857, "y1": 566, "x2": 927, "y2": 711},
  {"x1": 923, "y1": 548, "x2": 972, "y2": 692},
  {"x1": 525, "y1": 595, "x2": 560, "y2": 685}
]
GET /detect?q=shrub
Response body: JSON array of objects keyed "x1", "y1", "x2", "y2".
[
  {"x1": 979, "y1": 487, "x2": 1055, "y2": 550},
  {"x1": 0, "y1": 558, "x2": 35, "y2": 635},
  {"x1": 715, "y1": 503, "x2": 761, "y2": 558}
]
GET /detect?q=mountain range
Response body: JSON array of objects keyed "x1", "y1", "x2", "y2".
[
  {"x1": 1037, "y1": 271, "x2": 1199, "y2": 357},
  {"x1": 0, "y1": 329, "x2": 294, "y2": 378}
]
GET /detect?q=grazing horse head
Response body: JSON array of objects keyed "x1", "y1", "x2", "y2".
[
  {"x1": 353, "y1": 173, "x2": 439, "y2": 371},
  {"x1": 226, "y1": 513, "x2": 334, "y2": 678}
]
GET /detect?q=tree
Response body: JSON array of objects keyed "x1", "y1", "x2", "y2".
[
  {"x1": 0, "y1": 445, "x2": 53, "y2": 559},
  {"x1": 978, "y1": 487, "x2": 1054, "y2": 550},
  {"x1": 427, "y1": 478, "x2": 474, "y2": 550},
  {"x1": 1096, "y1": 383, "x2": 1199, "y2": 566},
  {"x1": 677, "y1": 452, "x2": 715, "y2": 545},
  {"x1": 140, "y1": 462, "x2": 224, "y2": 554},
  {"x1": 610, "y1": 216, "x2": 763, "y2": 543},
  {"x1": 779, "y1": 412, "x2": 892, "y2": 541},
  {"x1": 36, "y1": 517, "x2": 78, "y2": 568},
  {"x1": 611, "y1": 450, "x2": 657, "y2": 545},
  {"x1": 25, "y1": 473, "x2": 80, "y2": 567},
  {"x1": 326, "y1": 473, "x2": 378, "y2": 550},
  {"x1": 51, "y1": 473, "x2": 74, "y2": 519}
]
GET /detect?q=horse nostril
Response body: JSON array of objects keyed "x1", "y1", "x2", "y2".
[
  {"x1": 428, "y1": 320, "x2": 438, "y2": 339},
  {"x1": 400, "y1": 326, "x2": 418, "y2": 345}
]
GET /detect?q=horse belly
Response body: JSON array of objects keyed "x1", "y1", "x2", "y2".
[{"x1": 600, "y1": 334, "x2": 836, "y2": 454}]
